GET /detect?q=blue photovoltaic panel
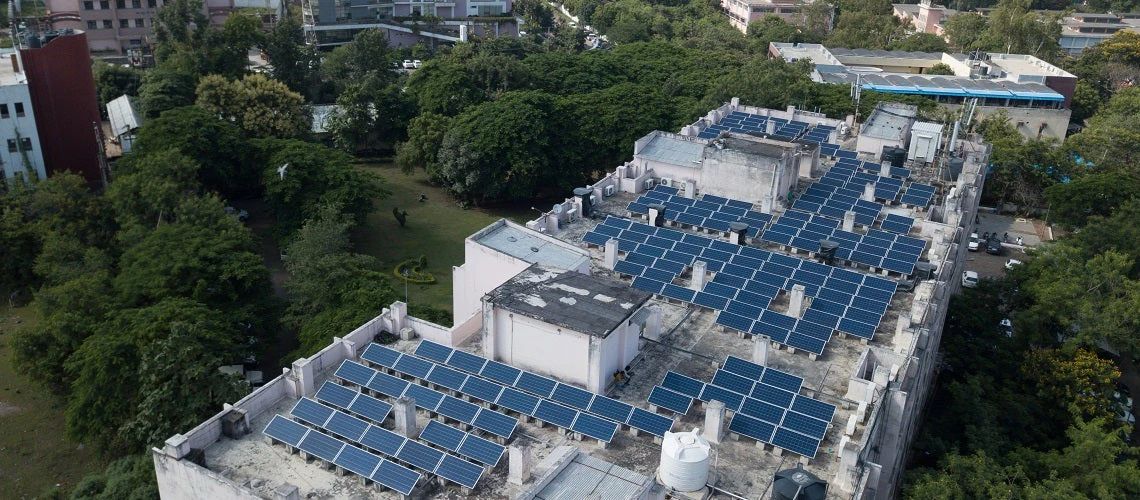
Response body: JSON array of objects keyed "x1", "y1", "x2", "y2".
[
  {"x1": 703, "y1": 281, "x2": 738, "y2": 299},
  {"x1": 403, "y1": 384, "x2": 444, "y2": 411},
  {"x1": 372, "y1": 460, "x2": 420, "y2": 496},
  {"x1": 426, "y1": 365, "x2": 467, "y2": 391},
  {"x1": 481, "y1": 360, "x2": 521, "y2": 386},
  {"x1": 397, "y1": 440, "x2": 445, "y2": 473},
  {"x1": 316, "y1": 382, "x2": 358, "y2": 409},
  {"x1": 334, "y1": 444, "x2": 381, "y2": 478},
  {"x1": 496, "y1": 388, "x2": 540, "y2": 415},
  {"x1": 361, "y1": 425, "x2": 405, "y2": 456},
  {"x1": 628, "y1": 407, "x2": 674, "y2": 437},
  {"x1": 589, "y1": 396, "x2": 634, "y2": 423},
  {"x1": 729, "y1": 413, "x2": 775, "y2": 443},
  {"x1": 394, "y1": 355, "x2": 433, "y2": 379},
  {"x1": 726, "y1": 300, "x2": 763, "y2": 320},
  {"x1": 761, "y1": 368, "x2": 803, "y2": 393},
  {"x1": 740, "y1": 397, "x2": 786, "y2": 425},
  {"x1": 517, "y1": 372, "x2": 558, "y2": 398},
  {"x1": 447, "y1": 349, "x2": 488, "y2": 376},
  {"x1": 723, "y1": 356, "x2": 765, "y2": 381},
  {"x1": 753, "y1": 383, "x2": 795, "y2": 408},
  {"x1": 336, "y1": 360, "x2": 377, "y2": 386},
  {"x1": 460, "y1": 376, "x2": 503, "y2": 403},
  {"x1": 327, "y1": 410, "x2": 370, "y2": 441},
  {"x1": 458, "y1": 433, "x2": 506, "y2": 466},
  {"x1": 298, "y1": 430, "x2": 343, "y2": 462},
  {"x1": 711, "y1": 369, "x2": 755, "y2": 395},
  {"x1": 472, "y1": 408, "x2": 517, "y2": 438},
  {"x1": 700, "y1": 384, "x2": 745, "y2": 411},
  {"x1": 662, "y1": 284, "x2": 697, "y2": 302},
  {"x1": 693, "y1": 292, "x2": 729, "y2": 311},
  {"x1": 552, "y1": 384, "x2": 594, "y2": 411},
  {"x1": 632, "y1": 276, "x2": 666, "y2": 295},
  {"x1": 264, "y1": 414, "x2": 308, "y2": 446},
  {"x1": 792, "y1": 395, "x2": 837, "y2": 422},
  {"x1": 534, "y1": 400, "x2": 577, "y2": 428},
  {"x1": 292, "y1": 397, "x2": 334, "y2": 427},
  {"x1": 662, "y1": 372, "x2": 705, "y2": 399},
  {"x1": 419, "y1": 420, "x2": 465, "y2": 451},
  {"x1": 437, "y1": 396, "x2": 480, "y2": 424},
  {"x1": 783, "y1": 411, "x2": 828, "y2": 439},
  {"x1": 613, "y1": 260, "x2": 645, "y2": 276},
  {"x1": 362, "y1": 344, "x2": 402, "y2": 369},
  {"x1": 648, "y1": 386, "x2": 693, "y2": 415},
  {"x1": 839, "y1": 318, "x2": 877, "y2": 339},
  {"x1": 803, "y1": 308, "x2": 841, "y2": 329},
  {"x1": 367, "y1": 371, "x2": 409, "y2": 399},
  {"x1": 582, "y1": 232, "x2": 610, "y2": 246},
  {"x1": 772, "y1": 427, "x2": 821, "y2": 459},
  {"x1": 415, "y1": 341, "x2": 453, "y2": 364},
  {"x1": 572, "y1": 412, "x2": 618, "y2": 442},
  {"x1": 348, "y1": 392, "x2": 393, "y2": 424},
  {"x1": 715, "y1": 311, "x2": 754, "y2": 333}
]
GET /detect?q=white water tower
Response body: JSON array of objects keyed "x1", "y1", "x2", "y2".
[{"x1": 658, "y1": 428, "x2": 710, "y2": 492}]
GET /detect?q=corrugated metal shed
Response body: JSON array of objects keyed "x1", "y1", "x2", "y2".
[{"x1": 106, "y1": 94, "x2": 141, "y2": 138}]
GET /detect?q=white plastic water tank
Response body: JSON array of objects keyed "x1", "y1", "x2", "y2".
[{"x1": 658, "y1": 428, "x2": 711, "y2": 492}]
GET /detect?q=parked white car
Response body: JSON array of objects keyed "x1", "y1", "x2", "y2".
[
  {"x1": 968, "y1": 232, "x2": 980, "y2": 252},
  {"x1": 413, "y1": 59, "x2": 423, "y2": 68},
  {"x1": 962, "y1": 270, "x2": 979, "y2": 288},
  {"x1": 402, "y1": 59, "x2": 415, "y2": 69}
]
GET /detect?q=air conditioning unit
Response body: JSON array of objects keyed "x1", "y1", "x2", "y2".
[
  {"x1": 604, "y1": 185, "x2": 616, "y2": 197},
  {"x1": 644, "y1": 179, "x2": 655, "y2": 190},
  {"x1": 660, "y1": 178, "x2": 673, "y2": 187}
]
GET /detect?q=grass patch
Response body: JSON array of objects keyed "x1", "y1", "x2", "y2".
[
  {"x1": 354, "y1": 163, "x2": 531, "y2": 316},
  {"x1": 0, "y1": 305, "x2": 103, "y2": 496}
]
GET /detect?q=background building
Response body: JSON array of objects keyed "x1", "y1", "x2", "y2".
[
  {"x1": 0, "y1": 29, "x2": 101, "y2": 184},
  {"x1": 301, "y1": 0, "x2": 517, "y2": 47},
  {"x1": 721, "y1": 0, "x2": 833, "y2": 35},
  {"x1": 769, "y1": 42, "x2": 1076, "y2": 139},
  {"x1": 893, "y1": 0, "x2": 953, "y2": 36}
]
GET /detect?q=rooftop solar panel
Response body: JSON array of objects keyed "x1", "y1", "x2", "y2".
[
  {"x1": 517, "y1": 372, "x2": 558, "y2": 398},
  {"x1": 397, "y1": 440, "x2": 445, "y2": 474},
  {"x1": 292, "y1": 397, "x2": 334, "y2": 427},
  {"x1": 783, "y1": 411, "x2": 829, "y2": 440},
  {"x1": 361, "y1": 425, "x2": 405, "y2": 456},
  {"x1": 752, "y1": 383, "x2": 795, "y2": 408},
  {"x1": 496, "y1": 387, "x2": 540, "y2": 415},
  {"x1": 437, "y1": 396, "x2": 480, "y2": 424},
  {"x1": 362, "y1": 343, "x2": 402, "y2": 369},
  {"x1": 772, "y1": 427, "x2": 821, "y2": 459},
  {"x1": 447, "y1": 349, "x2": 488, "y2": 375},
  {"x1": 420, "y1": 419, "x2": 465, "y2": 451},
  {"x1": 426, "y1": 365, "x2": 467, "y2": 391},
  {"x1": 372, "y1": 459, "x2": 420, "y2": 495},
  {"x1": 589, "y1": 396, "x2": 635, "y2": 423},
  {"x1": 336, "y1": 360, "x2": 377, "y2": 386},
  {"x1": 729, "y1": 413, "x2": 775, "y2": 443},
  {"x1": 551, "y1": 383, "x2": 595, "y2": 411},
  {"x1": 571, "y1": 412, "x2": 618, "y2": 442},
  {"x1": 661, "y1": 371, "x2": 705, "y2": 399},
  {"x1": 699, "y1": 384, "x2": 745, "y2": 411},
  {"x1": 471, "y1": 408, "x2": 518, "y2": 438},
  {"x1": 316, "y1": 381, "x2": 359, "y2": 409},
  {"x1": 334, "y1": 444, "x2": 381, "y2": 478},
  {"x1": 394, "y1": 355, "x2": 433, "y2": 379},
  {"x1": 534, "y1": 400, "x2": 577, "y2": 428},
  {"x1": 760, "y1": 368, "x2": 803, "y2": 393},
  {"x1": 628, "y1": 407, "x2": 674, "y2": 437},
  {"x1": 481, "y1": 360, "x2": 521, "y2": 386},
  {"x1": 740, "y1": 397, "x2": 786, "y2": 425},
  {"x1": 403, "y1": 384, "x2": 444, "y2": 411},
  {"x1": 327, "y1": 410, "x2": 370, "y2": 441},
  {"x1": 264, "y1": 414, "x2": 308, "y2": 446},
  {"x1": 460, "y1": 376, "x2": 503, "y2": 403},
  {"x1": 711, "y1": 369, "x2": 755, "y2": 395},
  {"x1": 347, "y1": 392, "x2": 393, "y2": 424},
  {"x1": 298, "y1": 430, "x2": 343, "y2": 462},
  {"x1": 723, "y1": 356, "x2": 765, "y2": 380},
  {"x1": 415, "y1": 341, "x2": 453, "y2": 364},
  {"x1": 458, "y1": 432, "x2": 506, "y2": 466},
  {"x1": 648, "y1": 386, "x2": 693, "y2": 415},
  {"x1": 367, "y1": 371, "x2": 410, "y2": 399}
]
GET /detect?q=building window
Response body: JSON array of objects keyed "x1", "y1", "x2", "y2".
[
  {"x1": 99, "y1": 0, "x2": 109, "y2": 8},
  {"x1": 20, "y1": 138, "x2": 31, "y2": 152},
  {"x1": 148, "y1": 0, "x2": 156, "y2": 6},
  {"x1": 102, "y1": 19, "x2": 113, "y2": 29},
  {"x1": 7, "y1": 139, "x2": 16, "y2": 153},
  {"x1": 87, "y1": 20, "x2": 98, "y2": 29},
  {"x1": 120, "y1": 19, "x2": 130, "y2": 28},
  {"x1": 0, "y1": 104, "x2": 9, "y2": 119},
  {"x1": 83, "y1": 0, "x2": 94, "y2": 9},
  {"x1": 116, "y1": 0, "x2": 125, "y2": 7},
  {"x1": 15, "y1": 103, "x2": 24, "y2": 118},
  {"x1": 135, "y1": 18, "x2": 144, "y2": 27},
  {"x1": 132, "y1": 0, "x2": 141, "y2": 7}
]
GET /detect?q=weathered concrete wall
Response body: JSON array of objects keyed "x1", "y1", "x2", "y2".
[{"x1": 153, "y1": 449, "x2": 261, "y2": 500}]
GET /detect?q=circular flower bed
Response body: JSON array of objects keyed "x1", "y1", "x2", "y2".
[{"x1": 394, "y1": 258, "x2": 436, "y2": 284}]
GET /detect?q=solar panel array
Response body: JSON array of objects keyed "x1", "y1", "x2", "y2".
[
  {"x1": 584, "y1": 216, "x2": 898, "y2": 352},
  {"x1": 695, "y1": 111, "x2": 835, "y2": 144},
  {"x1": 290, "y1": 395, "x2": 487, "y2": 489},
  {"x1": 366, "y1": 342, "x2": 675, "y2": 440},
  {"x1": 334, "y1": 358, "x2": 519, "y2": 439},
  {"x1": 760, "y1": 209, "x2": 925, "y2": 276},
  {"x1": 626, "y1": 185, "x2": 773, "y2": 236},
  {"x1": 657, "y1": 356, "x2": 836, "y2": 459},
  {"x1": 792, "y1": 183, "x2": 884, "y2": 226},
  {"x1": 880, "y1": 213, "x2": 915, "y2": 235},
  {"x1": 818, "y1": 158, "x2": 936, "y2": 209},
  {"x1": 264, "y1": 414, "x2": 422, "y2": 495}
]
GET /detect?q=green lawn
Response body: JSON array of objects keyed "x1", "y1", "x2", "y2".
[
  {"x1": 0, "y1": 305, "x2": 103, "y2": 497},
  {"x1": 354, "y1": 163, "x2": 531, "y2": 318}
]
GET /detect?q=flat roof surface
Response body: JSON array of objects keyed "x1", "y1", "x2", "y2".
[
  {"x1": 533, "y1": 449, "x2": 653, "y2": 499},
  {"x1": 861, "y1": 103, "x2": 916, "y2": 141},
  {"x1": 636, "y1": 134, "x2": 705, "y2": 168},
  {"x1": 474, "y1": 221, "x2": 591, "y2": 271},
  {"x1": 0, "y1": 49, "x2": 26, "y2": 87},
  {"x1": 487, "y1": 265, "x2": 651, "y2": 337},
  {"x1": 107, "y1": 95, "x2": 142, "y2": 137},
  {"x1": 829, "y1": 47, "x2": 944, "y2": 60}
]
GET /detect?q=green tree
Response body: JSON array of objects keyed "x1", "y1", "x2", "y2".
[
  {"x1": 889, "y1": 32, "x2": 950, "y2": 53},
  {"x1": 746, "y1": 15, "x2": 822, "y2": 48},
  {"x1": 206, "y1": 13, "x2": 264, "y2": 80},
  {"x1": 321, "y1": 28, "x2": 397, "y2": 94},
  {"x1": 1043, "y1": 171, "x2": 1140, "y2": 229},
  {"x1": 826, "y1": 0, "x2": 906, "y2": 49},
  {"x1": 1021, "y1": 348, "x2": 1121, "y2": 421},
  {"x1": 196, "y1": 73, "x2": 310, "y2": 139},
  {"x1": 395, "y1": 112, "x2": 452, "y2": 175},
  {"x1": 514, "y1": 0, "x2": 554, "y2": 31},
  {"x1": 92, "y1": 61, "x2": 143, "y2": 111},
  {"x1": 131, "y1": 106, "x2": 253, "y2": 195},
  {"x1": 261, "y1": 16, "x2": 320, "y2": 97},
  {"x1": 943, "y1": 13, "x2": 989, "y2": 51},
  {"x1": 327, "y1": 78, "x2": 414, "y2": 153},
  {"x1": 137, "y1": 68, "x2": 197, "y2": 119},
  {"x1": 978, "y1": 0, "x2": 1062, "y2": 61},
  {"x1": 105, "y1": 149, "x2": 202, "y2": 235},
  {"x1": 71, "y1": 454, "x2": 158, "y2": 500},
  {"x1": 404, "y1": 59, "x2": 486, "y2": 116},
  {"x1": 927, "y1": 63, "x2": 955, "y2": 75}
]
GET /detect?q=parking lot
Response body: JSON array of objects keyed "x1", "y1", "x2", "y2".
[{"x1": 963, "y1": 212, "x2": 1045, "y2": 279}]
